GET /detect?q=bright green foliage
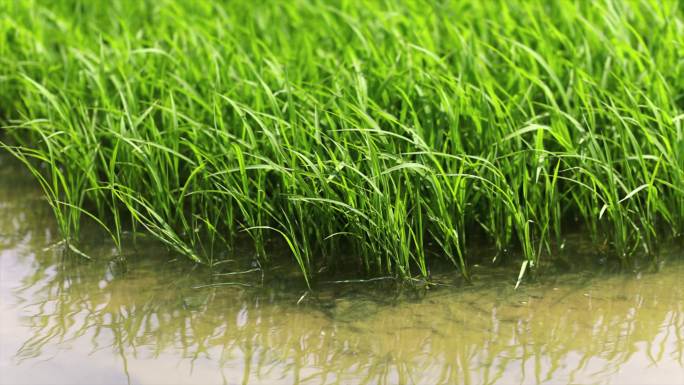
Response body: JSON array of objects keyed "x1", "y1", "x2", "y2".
[{"x1": 1, "y1": 0, "x2": 683, "y2": 283}]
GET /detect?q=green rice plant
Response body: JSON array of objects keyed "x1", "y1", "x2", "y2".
[{"x1": 0, "y1": 0, "x2": 682, "y2": 284}]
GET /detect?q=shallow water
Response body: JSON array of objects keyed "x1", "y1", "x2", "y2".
[{"x1": 0, "y1": 156, "x2": 682, "y2": 385}]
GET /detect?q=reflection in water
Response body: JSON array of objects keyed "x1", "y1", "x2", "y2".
[{"x1": 1, "y1": 155, "x2": 683, "y2": 385}]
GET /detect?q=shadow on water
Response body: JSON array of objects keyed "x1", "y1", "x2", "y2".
[{"x1": 1, "y1": 154, "x2": 683, "y2": 385}]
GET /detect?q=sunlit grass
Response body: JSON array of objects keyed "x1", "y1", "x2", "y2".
[{"x1": 1, "y1": 0, "x2": 682, "y2": 284}]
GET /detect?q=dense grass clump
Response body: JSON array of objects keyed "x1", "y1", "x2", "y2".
[{"x1": 1, "y1": 0, "x2": 683, "y2": 283}]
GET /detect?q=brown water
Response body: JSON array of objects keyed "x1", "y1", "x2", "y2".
[{"x1": 1, "y1": 156, "x2": 683, "y2": 385}]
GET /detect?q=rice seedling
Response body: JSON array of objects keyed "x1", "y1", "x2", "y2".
[{"x1": 0, "y1": 0, "x2": 682, "y2": 284}]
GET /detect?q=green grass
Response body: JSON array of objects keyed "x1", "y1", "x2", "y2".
[{"x1": 1, "y1": 0, "x2": 683, "y2": 285}]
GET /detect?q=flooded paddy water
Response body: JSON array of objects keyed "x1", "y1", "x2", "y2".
[{"x1": 0, "y1": 155, "x2": 682, "y2": 385}]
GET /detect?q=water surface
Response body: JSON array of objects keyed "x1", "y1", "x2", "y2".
[{"x1": 0, "y1": 156, "x2": 682, "y2": 385}]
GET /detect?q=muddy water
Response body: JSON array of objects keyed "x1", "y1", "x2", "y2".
[{"x1": 0, "y1": 156, "x2": 682, "y2": 385}]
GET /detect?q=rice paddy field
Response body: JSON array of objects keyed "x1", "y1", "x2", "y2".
[
  {"x1": 2, "y1": 1, "x2": 684, "y2": 384},
  {"x1": 1, "y1": 0, "x2": 683, "y2": 283}
]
